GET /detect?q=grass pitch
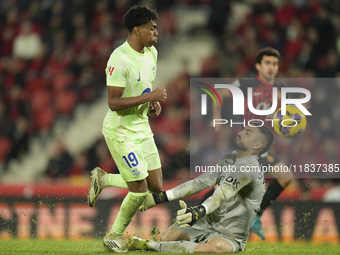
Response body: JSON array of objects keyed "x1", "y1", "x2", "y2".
[{"x1": 0, "y1": 239, "x2": 339, "y2": 255}]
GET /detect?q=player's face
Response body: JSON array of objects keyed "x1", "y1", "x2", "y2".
[
  {"x1": 234, "y1": 126, "x2": 262, "y2": 152},
  {"x1": 255, "y1": 55, "x2": 279, "y2": 83},
  {"x1": 139, "y1": 20, "x2": 158, "y2": 47}
]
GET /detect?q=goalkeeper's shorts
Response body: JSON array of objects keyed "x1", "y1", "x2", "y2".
[
  {"x1": 104, "y1": 136, "x2": 161, "y2": 182},
  {"x1": 174, "y1": 220, "x2": 240, "y2": 253}
]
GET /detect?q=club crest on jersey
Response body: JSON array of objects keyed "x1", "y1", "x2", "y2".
[
  {"x1": 132, "y1": 169, "x2": 140, "y2": 176},
  {"x1": 152, "y1": 66, "x2": 156, "y2": 76},
  {"x1": 108, "y1": 66, "x2": 116, "y2": 76}
]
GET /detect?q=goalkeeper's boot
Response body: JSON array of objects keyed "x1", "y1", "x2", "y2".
[
  {"x1": 103, "y1": 232, "x2": 127, "y2": 252},
  {"x1": 251, "y1": 215, "x2": 265, "y2": 240},
  {"x1": 127, "y1": 236, "x2": 150, "y2": 251},
  {"x1": 88, "y1": 167, "x2": 107, "y2": 207}
]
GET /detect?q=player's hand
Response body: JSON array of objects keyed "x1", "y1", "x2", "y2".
[
  {"x1": 148, "y1": 101, "x2": 162, "y2": 117},
  {"x1": 150, "y1": 86, "x2": 167, "y2": 102},
  {"x1": 176, "y1": 200, "x2": 206, "y2": 228},
  {"x1": 139, "y1": 191, "x2": 169, "y2": 212}
]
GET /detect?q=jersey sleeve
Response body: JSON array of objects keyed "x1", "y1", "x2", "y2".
[
  {"x1": 150, "y1": 46, "x2": 158, "y2": 63},
  {"x1": 201, "y1": 156, "x2": 256, "y2": 214},
  {"x1": 106, "y1": 51, "x2": 128, "y2": 87},
  {"x1": 165, "y1": 171, "x2": 219, "y2": 201},
  {"x1": 202, "y1": 175, "x2": 252, "y2": 215}
]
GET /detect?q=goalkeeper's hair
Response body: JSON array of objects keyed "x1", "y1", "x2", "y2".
[
  {"x1": 253, "y1": 122, "x2": 274, "y2": 155},
  {"x1": 123, "y1": 5, "x2": 158, "y2": 32},
  {"x1": 255, "y1": 47, "x2": 281, "y2": 64}
]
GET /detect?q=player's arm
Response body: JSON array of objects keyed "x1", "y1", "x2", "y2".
[
  {"x1": 201, "y1": 177, "x2": 251, "y2": 214},
  {"x1": 106, "y1": 52, "x2": 167, "y2": 111},
  {"x1": 139, "y1": 172, "x2": 218, "y2": 212},
  {"x1": 176, "y1": 177, "x2": 252, "y2": 228},
  {"x1": 107, "y1": 86, "x2": 166, "y2": 111}
]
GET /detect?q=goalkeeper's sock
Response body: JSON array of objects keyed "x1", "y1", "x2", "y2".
[
  {"x1": 257, "y1": 179, "x2": 284, "y2": 216},
  {"x1": 149, "y1": 240, "x2": 198, "y2": 253},
  {"x1": 110, "y1": 191, "x2": 148, "y2": 235},
  {"x1": 107, "y1": 174, "x2": 128, "y2": 189}
]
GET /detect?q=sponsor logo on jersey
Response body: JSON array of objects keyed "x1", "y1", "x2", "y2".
[
  {"x1": 137, "y1": 71, "x2": 141, "y2": 81},
  {"x1": 152, "y1": 66, "x2": 156, "y2": 76},
  {"x1": 226, "y1": 176, "x2": 240, "y2": 188},
  {"x1": 132, "y1": 169, "x2": 140, "y2": 176},
  {"x1": 141, "y1": 88, "x2": 151, "y2": 95},
  {"x1": 108, "y1": 66, "x2": 116, "y2": 76}
]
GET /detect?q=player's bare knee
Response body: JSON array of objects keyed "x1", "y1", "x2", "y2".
[
  {"x1": 160, "y1": 233, "x2": 172, "y2": 242},
  {"x1": 208, "y1": 244, "x2": 222, "y2": 253},
  {"x1": 203, "y1": 237, "x2": 234, "y2": 253},
  {"x1": 195, "y1": 243, "x2": 231, "y2": 253},
  {"x1": 214, "y1": 241, "x2": 232, "y2": 253},
  {"x1": 202, "y1": 245, "x2": 218, "y2": 253},
  {"x1": 126, "y1": 179, "x2": 148, "y2": 193},
  {"x1": 148, "y1": 182, "x2": 162, "y2": 192},
  {"x1": 160, "y1": 225, "x2": 175, "y2": 241},
  {"x1": 161, "y1": 225, "x2": 189, "y2": 242}
]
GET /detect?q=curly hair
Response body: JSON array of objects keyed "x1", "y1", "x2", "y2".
[
  {"x1": 255, "y1": 47, "x2": 281, "y2": 64},
  {"x1": 123, "y1": 6, "x2": 158, "y2": 32}
]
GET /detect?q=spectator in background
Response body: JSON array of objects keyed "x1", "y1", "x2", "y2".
[
  {"x1": 207, "y1": 0, "x2": 229, "y2": 39},
  {"x1": 69, "y1": 151, "x2": 88, "y2": 176},
  {"x1": 0, "y1": 27, "x2": 15, "y2": 56},
  {"x1": 0, "y1": 0, "x2": 338, "y2": 193},
  {"x1": 45, "y1": 139, "x2": 73, "y2": 178},
  {"x1": 6, "y1": 116, "x2": 29, "y2": 164},
  {"x1": 0, "y1": 101, "x2": 14, "y2": 139},
  {"x1": 13, "y1": 20, "x2": 42, "y2": 59}
]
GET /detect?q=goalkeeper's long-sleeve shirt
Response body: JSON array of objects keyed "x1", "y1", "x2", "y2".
[{"x1": 166, "y1": 151, "x2": 265, "y2": 250}]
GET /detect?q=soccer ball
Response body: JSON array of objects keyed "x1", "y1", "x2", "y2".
[{"x1": 273, "y1": 105, "x2": 307, "y2": 138}]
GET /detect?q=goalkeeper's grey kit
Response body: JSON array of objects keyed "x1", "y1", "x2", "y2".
[{"x1": 168, "y1": 151, "x2": 265, "y2": 251}]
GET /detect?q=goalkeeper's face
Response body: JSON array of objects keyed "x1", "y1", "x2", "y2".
[{"x1": 234, "y1": 126, "x2": 264, "y2": 154}]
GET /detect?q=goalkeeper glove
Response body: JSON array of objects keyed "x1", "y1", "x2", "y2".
[
  {"x1": 139, "y1": 191, "x2": 169, "y2": 212},
  {"x1": 176, "y1": 200, "x2": 206, "y2": 228}
]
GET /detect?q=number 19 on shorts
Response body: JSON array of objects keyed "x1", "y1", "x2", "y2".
[{"x1": 122, "y1": 152, "x2": 139, "y2": 168}]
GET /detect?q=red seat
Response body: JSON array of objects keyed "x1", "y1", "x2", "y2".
[
  {"x1": 31, "y1": 90, "x2": 52, "y2": 113},
  {"x1": 55, "y1": 92, "x2": 77, "y2": 115},
  {"x1": 52, "y1": 73, "x2": 74, "y2": 93},
  {"x1": 0, "y1": 137, "x2": 12, "y2": 162},
  {"x1": 34, "y1": 107, "x2": 55, "y2": 131},
  {"x1": 26, "y1": 77, "x2": 49, "y2": 93}
]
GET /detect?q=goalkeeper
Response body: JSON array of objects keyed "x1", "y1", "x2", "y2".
[{"x1": 133, "y1": 124, "x2": 274, "y2": 253}]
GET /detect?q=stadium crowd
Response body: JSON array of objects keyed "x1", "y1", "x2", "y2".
[{"x1": 0, "y1": 0, "x2": 339, "y2": 195}]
